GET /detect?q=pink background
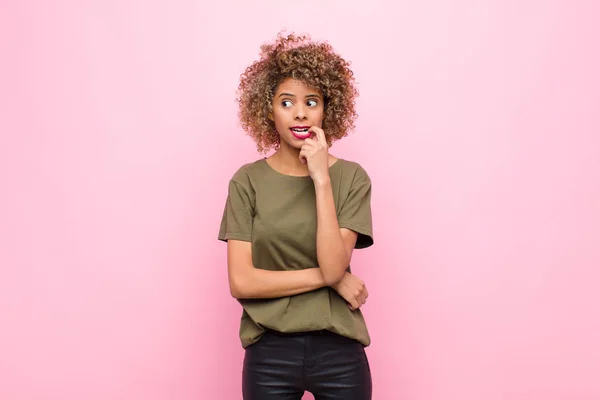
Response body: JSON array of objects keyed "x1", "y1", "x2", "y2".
[{"x1": 1, "y1": 1, "x2": 599, "y2": 399}]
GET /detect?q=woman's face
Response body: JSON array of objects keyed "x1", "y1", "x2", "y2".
[{"x1": 270, "y1": 78, "x2": 325, "y2": 150}]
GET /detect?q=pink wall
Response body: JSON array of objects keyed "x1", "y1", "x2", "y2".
[{"x1": 1, "y1": 1, "x2": 599, "y2": 399}]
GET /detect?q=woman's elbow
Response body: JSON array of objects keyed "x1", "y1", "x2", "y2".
[
  {"x1": 229, "y1": 275, "x2": 250, "y2": 299},
  {"x1": 322, "y1": 269, "x2": 345, "y2": 286},
  {"x1": 229, "y1": 284, "x2": 243, "y2": 299}
]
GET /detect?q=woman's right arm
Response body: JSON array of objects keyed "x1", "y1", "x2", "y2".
[
  {"x1": 227, "y1": 239, "x2": 329, "y2": 299},
  {"x1": 227, "y1": 238, "x2": 369, "y2": 307}
]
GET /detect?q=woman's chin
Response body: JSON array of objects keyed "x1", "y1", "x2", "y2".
[{"x1": 279, "y1": 138, "x2": 304, "y2": 150}]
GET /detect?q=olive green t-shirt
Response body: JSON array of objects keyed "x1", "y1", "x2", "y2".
[{"x1": 218, "y1": 158, "x2": 374, "y2": 348}]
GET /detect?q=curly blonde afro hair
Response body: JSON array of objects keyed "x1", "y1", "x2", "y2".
[{"x1": 237, "y1": 32, "x2": 359, "y2": 153}]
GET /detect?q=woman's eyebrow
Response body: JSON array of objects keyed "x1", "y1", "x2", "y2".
[{"x1": 278, "y1": 93, "x2": 321, "y2": 98}]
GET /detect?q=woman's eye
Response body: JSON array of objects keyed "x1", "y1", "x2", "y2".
[
  {"x1": 307, "y1": 100, "x2": 318, "y2": 107},
  {"x1": 282, "y1": 100, "x2": 293, "y2": 108}
]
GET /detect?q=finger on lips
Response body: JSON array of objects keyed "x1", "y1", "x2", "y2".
[
  {"x1": 308, "y1": 126, "x2": 325, "y2": 144},
  {"x1": 314, "y1": 127, "x2": 327, "y2": 145}
]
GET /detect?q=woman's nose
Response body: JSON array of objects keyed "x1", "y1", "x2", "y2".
[{"x1": 294, "y1": 105, "x2": 307, "y2": 120}]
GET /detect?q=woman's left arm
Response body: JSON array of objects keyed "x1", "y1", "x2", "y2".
[
  {"x1": 314, "y1": 179, "x2": 355, "y2": 285},
  {"x1": 300, "y1": 126, "x2": 358, "y2": 285}
]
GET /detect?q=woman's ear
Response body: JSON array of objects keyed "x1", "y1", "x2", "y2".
[{"x1": 268, "y1": 111, "x2": 274, "y2": 121}]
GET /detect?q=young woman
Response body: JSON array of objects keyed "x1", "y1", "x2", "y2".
[{"x1": 218, "y1": 32, "x2": 374, "y2": 400}]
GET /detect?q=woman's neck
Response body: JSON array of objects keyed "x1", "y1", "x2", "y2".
[
  {"x1": 266, "y1": 144, "x2": 338, "y2": 177},
  {"x1": 267, "y1": 147, "x2": 309, "y2": 176}
]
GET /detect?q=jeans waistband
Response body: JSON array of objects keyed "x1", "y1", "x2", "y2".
[{"x1": 265, "y1": 329, "x2": 338, "y2": 338}]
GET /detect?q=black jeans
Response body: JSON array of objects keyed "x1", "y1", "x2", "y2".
[{"x1": 242, "y1": 330, "x2": 372, "y2": 400}]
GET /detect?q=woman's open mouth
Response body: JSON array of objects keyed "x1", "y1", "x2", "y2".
[{"x1": 290, "y1": 126, "x2": 311, "y2": 139}]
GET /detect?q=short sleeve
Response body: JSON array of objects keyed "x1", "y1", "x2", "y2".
[
  {"x1": 218, "y1": 178, "x2": 254, "y2": 243},
  {"x1": 338, "y1": 166, "x2": 374, "y2": 249}
]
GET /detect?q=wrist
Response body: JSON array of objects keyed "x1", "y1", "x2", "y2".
[
  {"x1": 330, "y1": 272, "x2": 349, "y2": 289},
  {"x1": 313, "y1": 175, "x2": 331, "y2": 189}
]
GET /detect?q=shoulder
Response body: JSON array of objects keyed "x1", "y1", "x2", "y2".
[
  {"x1": 229, "y1": 158, "x2": 267, "y2": 185},
  {"x1": 336, "y1": 158, "x2": 371, "y2": 183}
]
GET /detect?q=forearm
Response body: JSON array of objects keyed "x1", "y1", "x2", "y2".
[
  {"x1": 314, "y1": 178, "x2": 350, "y2": 285},
  {"x1": 231, "y1": 267, "x2": 328, "y2": 299}
]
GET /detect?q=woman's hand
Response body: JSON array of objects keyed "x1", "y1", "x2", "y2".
[
  {"x1": 299, "y1": 126, "x2": 330, "y2": 185},
  {"x1": 331, "y1": 272, "x2": 368, "y2": 310}
]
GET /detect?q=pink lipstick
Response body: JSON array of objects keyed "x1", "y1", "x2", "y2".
[{"x1": 290, "y1": 126, "x2": 311, "y2": 139}]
